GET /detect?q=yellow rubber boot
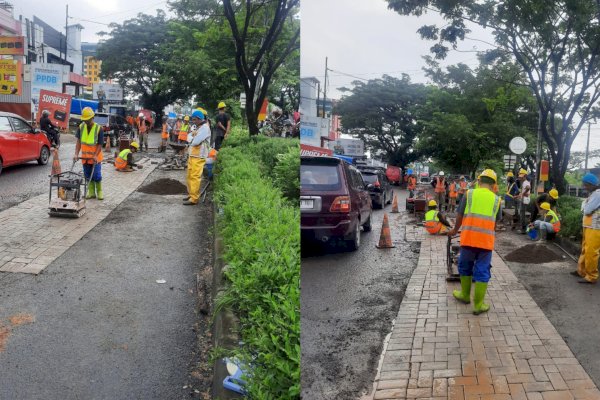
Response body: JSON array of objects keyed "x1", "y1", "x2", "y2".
[
  {"x1": 452, "y1": 276, "x2": 471, "y2": 304},
  {"x1": 96, "y1": 181, "x2": 104, "y2": 200},
  {"x1": 86, "y1": 181, "x2": 96, "y2": 199},
  {"x1": 473, "y1": 282, "x2": 490, "y2": 315}
]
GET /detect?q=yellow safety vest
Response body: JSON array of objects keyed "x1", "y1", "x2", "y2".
[
  {"x1": 460, "y1": 188, "x2": 500, "y2": 250},
  {"x1": 424, "y1": 210, "x2": 442, "y2": 234},
  {"x1": 80, "y1": 122, "x2": 102, "y2": 164}
]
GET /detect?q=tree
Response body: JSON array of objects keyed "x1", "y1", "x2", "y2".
[
  {"x1": 387, "y1": 0, "x2": 600, "y2": 192},
  {"x1": 97, "y1": 11, "x2": 184, "y2": 121},
  {"x1": 334, "y1": 75, "x2": 427, "y2": 168}
]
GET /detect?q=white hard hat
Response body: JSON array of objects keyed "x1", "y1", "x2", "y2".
[
  {"x1": 138, "y1": 113, "x2": 144, "y2": 118},
  {"x1": 439, "y1": 171, "x2": 445, "y2": 176}
]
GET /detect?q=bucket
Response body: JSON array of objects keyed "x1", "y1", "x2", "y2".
[{"x1": 527, "y1": 228, "x2": 538, "y2": 240}]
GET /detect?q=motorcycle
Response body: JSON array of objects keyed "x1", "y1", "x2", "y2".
[{"x1": 42, "y1": 127, "x2": 61, "y2": 148}]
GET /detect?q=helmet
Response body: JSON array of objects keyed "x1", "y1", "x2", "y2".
[
  {"x1": 540, "y1": 202, "x2": 551, "y2": 211},
  {"x1": 506, "y1": 171, "x2": 514, "y2": 177},
  {"x1": 191, "y1": 109, "x2": 205, "y2": 120},
  {"x1": 184, "y1": 115, "x2": 190, "y2": 122},
  {"x1": 196, "y1": 107, "x2": 208, "y2": 116},
  {"x1": 460, "y1": 175, "x2": 465, "y2": 180},
  {"x1": 582, "y1": 173, "x2": 599, "y2": 186},
  {"x1": 138, "y1": 113, "x2": 145, "y2": 118},
  {"x1": 42, "y1": 109, "x2": 50, "y2": 116},
  {"x1": 428, "y1": 200, "x2": 437, "y2": 207},
  {"x1": 518, "y1": 168, "x2": 528, "y2": 176},
  {"x1": 439, "y1": 171, "x2": 445, "y2": 176},
  {"x1": 479, "y1": 169, "x2": 498, "y2": 183},
  {"x1": 217, "y1": 101, "x2": 226, "y2": 109},
  {"x1": 130, "y1": 142, "x2": 140, "y2": 150},
  {"x1": 81, "y1": 107, "x2": 95, "y2": 121},
  {"x1": 548, "y1": 189, "x2": 559, "y2": 199}
]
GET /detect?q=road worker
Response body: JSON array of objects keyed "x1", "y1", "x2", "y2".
[
  {"x1": 572, "y1": 173, "x2": 600, "y2": 284},
  {"x1": 159, "y1": 117, "x2": 169, "y2": 153},
  {"x1": 424, "y1": 200, "x2": 452, "y2": 235},
  {"x1": 179, "y1": 116, "x2": 190, "y2": 144},
  {"x1": 531, "y1": 202, "x2": 560, "y2": 241},
  {"x1": 504, "y1": 171, "x2": 519, "y2": 209},
  {"x1": 214, "y1": 101, "x2": 231, "y2": 150},
  {"x1": 114, "y1": 142, "x2": 140, "y2": 172},
  {"x1": 138, "y1": 113, "x2": 149, "y2": 152},
  {"x1": 407, "y1": 173, "x2": 417, "y2": 197},
  {"x1": 431, "y1": 171, "x2": 448, "y2": 211},
  {"x1": 448, "y1": 179, "x2": 458, "y2": 213},
  {"x1": 530, "y1": 188, "x2": 559, "y2": 224},
  {"x1": 514, "y1": 168, "x2": 531, "y2": 233},
  {"x1": 183, "y1": 110, "x2": 211, "y2": 205},
  {"x1": 457, "y1": 176, "x2": 468, "y2": 205},
  {"x1": 448, "y1": 169, "x2": 501, "y2": 315},
  {"x1": 73, "y1": 107, "x2": 104, "y2": 200}
]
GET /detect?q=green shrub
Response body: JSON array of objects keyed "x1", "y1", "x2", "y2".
[
  {"x1": 214, "y1": 133, "x2": 300, "y2": 399},
  {"x1": 557, "y1": 196, "x2": 584, "y2": 240},
  {"x1": 273, "y1": 145, "x2": 300, "y2": 202}
]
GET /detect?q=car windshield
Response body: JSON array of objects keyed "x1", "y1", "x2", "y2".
[
  {"x1": 301, "y1": 164, "x2": 341, "y2": 190},
  {"x1": 94, "y1": 115, "x2": 109, "y2": 125},
  {"x1": 361, "y1": 173, "x2": 378, "y2": 184}
]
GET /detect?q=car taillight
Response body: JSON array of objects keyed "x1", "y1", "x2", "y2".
[
  {"x1": 374, "y1": 180, "x2": 380, "y2": 188},
  {"x1": 330, "y1": 196, "x2": 351, "y2": 213}
]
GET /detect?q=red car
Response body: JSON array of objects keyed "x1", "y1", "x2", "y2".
[
  {"x1": 301, "y1": 156, "x2": 372, "y2": 251},
  {"x1": 0, "y1": 112, "x2": 52, "y2": 176}
]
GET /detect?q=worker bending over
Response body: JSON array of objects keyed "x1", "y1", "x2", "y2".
[
  {"x1": 531, "y1": 202, "x2": 560, "y2": 241},
  {"x1": 572, "y1": 173, "x2": 600, "y2": 284},
  {"x1": 448, "y1": 169, "x2": 501, "y2": 315},
  {"x1": 114, "y1": 142, "x2": 140, "y2": 172},
  {"x1": 183, "y1": 110, "x2": 211, "y2": 205},
  {"x1": 424, "y1": 200, "x2": 452, "y2": 235}
]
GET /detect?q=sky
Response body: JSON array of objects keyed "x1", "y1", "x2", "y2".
[
  {"x1": 300, "y1": 0, "x2": 600, "y2": 153},
  {"x1": 13, "y1": 0, "x2": 171, "y2": 43}
]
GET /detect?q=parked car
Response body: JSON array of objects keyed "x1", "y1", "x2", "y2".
[
  {"x1": 359, "y1": 167, "x2": 393, "y2": 209},
  {"x1": 0, "y1": 112, "x2": 51, "y2": 176},
  {"x1": 93, "y1": 112, "x2": 133, "y2": 147},
  {"x1": 300, "y1": 156, "x2": 372, "y2": 251},
  {"x1": 386, "y1": 165, "x2": 401, "y2": 185}
]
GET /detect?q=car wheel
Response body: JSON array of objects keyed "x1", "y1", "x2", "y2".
[
  {"x1": 387, "y1": 191, "x2": 393, "y2": 204},
  {"x1": 346, "y1": 219, "x2": 361, "y2": 251},
  {"x1": 363, "y1": 211, "x2": 372, "y2": 232},
  {"x1": 37, "y1": 146, "x2": 50, "y2": 165}
]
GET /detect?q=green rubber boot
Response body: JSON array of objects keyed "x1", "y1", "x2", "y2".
[
  {"x1": 473, "y1": 282, "x2": 490, "y2": 315},
  {"x1": 96, "y1": 181, "x2": 104, "y2": 200},
  {"x1": 452, "y1": 276, "x2": 472, "y2": 304},
  {"x1": 86, "y1": 181, "x2": 96, "y2": 199}
]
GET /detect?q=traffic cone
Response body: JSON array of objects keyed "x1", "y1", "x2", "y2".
[
  {"x1": 376, "y1": 213, "x2": 395, "y2": 249},
  {"x1": 391, "y1": 193, "x2": 399, "y2": 213},
  {"x1": 51, "y1": 148, "x2": 61, "y2": 175}
]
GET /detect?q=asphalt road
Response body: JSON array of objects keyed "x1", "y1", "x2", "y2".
[
  {"x1": 0, "y1": 168, "x2": 214, "y2": 399},
  {"x1": 301, "y1": 189, "x2": 420, "y2": 400},
  {"x1": 495, "y1": 232, "x2": 600, "y2": 389}
]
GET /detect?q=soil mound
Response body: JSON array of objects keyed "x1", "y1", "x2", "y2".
[
  {"x1": 138, "y1": 178, "x2": 187, "y2": 195},
  {"x1": 504, "y1": 243, "x2": 563, "y2": 264}
]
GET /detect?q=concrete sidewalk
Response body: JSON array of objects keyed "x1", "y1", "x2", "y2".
[
  {"x1": 370, "y1": 232, "x2": 600, "y2": 399},
  {"x1": 0, "y1": 157, "x2": 156, "y2": 274}
]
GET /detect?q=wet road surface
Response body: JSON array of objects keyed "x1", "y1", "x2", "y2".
[{"x1": 301, "y1": 189, "x2": 420, "y2": 399}]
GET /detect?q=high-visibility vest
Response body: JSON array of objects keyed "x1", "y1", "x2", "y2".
[
  {"x1": 547, "y1": 209, "x2": 561, "y2": 232},
  {"x1": 115, "y1": 148, "x2": 131, "y2": 170},
  {"x1": 408, "y1": 176, "x2": 416, "y2": 190},
  {"x1": 435, "y1": 177, "x2": 445, "y2": 193},
  {"x1": 178, "y1": 123, "x2": 189, "y2": 141},
  {"x1": 583, "y1": 190, "x2": 600, "y2": 230},
  {"x1": 459, "y1": 181, "x2": 467, "y2": 194},
  {"x1": 506, "y1": 182, "x2": 516, "y2": 198},
  {"x1": 79, "y1": 123, "x2": 103, "y2": 164},
  {"x1": 161, "y1": 123, "x2": 168, "y2": 139},
  {"x1": 424, "y1": 210, "x2": 442, "y2": 234},
  {"x1": 449, "y1": 183, "x2": 457, "y2": 198},
  {"x1": 139, "y1": 120, "x2": 147, "y2": 134},
  {"x1": 460, "y1": 188, "x2": 500, "y2": 250}
]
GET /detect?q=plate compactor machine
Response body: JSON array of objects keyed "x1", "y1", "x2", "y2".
[{"x1": 48, "y1": 161, "x2": 94, "y2": 218}]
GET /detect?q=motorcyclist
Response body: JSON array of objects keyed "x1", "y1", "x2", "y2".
[{"x1": 40, "y1": 110, "x2": 60, "y2": 148}]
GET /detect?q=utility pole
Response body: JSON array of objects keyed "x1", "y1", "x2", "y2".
[
  {"x1": 534, "y1": 108, "x2": 543, "y2": 194},
  {"x1": 316, "y1": 81, "x2": 320, "y2": 117},
  {"x1": 323, "y1": 57, "x2": 328, "y2": 118},
  {"x1": 585, "y1": 122, "x2": 591, "y2": 172},
  {"x1": 64, "y1": 5, "x2": 69, "y2": 64}
]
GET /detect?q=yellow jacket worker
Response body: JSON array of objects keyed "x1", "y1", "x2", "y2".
[
  {"x1": 572, "y1": 173, "x2": 600, "y2": 283},
  {"x1": 183, "y1": 110, "x2": 210, "y2": 205}
]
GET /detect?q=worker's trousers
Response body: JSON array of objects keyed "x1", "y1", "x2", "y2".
[
  {"x1": 436, "y1": 192, "x2": 446, "y2": 211},
  {"x1": 82, "y1": 162, "x2": 101, "y2": 182},
  {"x1": 458, "y1": 246, "x2": 492, "y2": 283},
  {"x1": 578, "y1": 227, "x2": 600, "y2": 283},
  {"x1": 139, "y1": 132, "x2": 148, "y2": 150},
  {"x1": 186, "y1": 157, "x2": 206, "y2": 204}
]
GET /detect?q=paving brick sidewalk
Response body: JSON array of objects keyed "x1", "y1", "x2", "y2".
[
  {"x1": 370, "y1": 233, "x2": 600, "y2": 399},
  {"x1": 0, "y1": 157, "x2": 157, "y2": 274}
]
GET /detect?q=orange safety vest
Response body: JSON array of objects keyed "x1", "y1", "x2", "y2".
[
  {"x1": 424, "y1": 210, "x2": 442, "y2": 234},
  {"x1": 408, "y1": 176, "x2": 416, "y2": 190},
  {"x1": 435, "y1": 177, "x2": 445, "y2": 193},
  {"x1": 458, "y1": 181, "x2": 467, "y2": 194},
  {"x1": 79, "y1": 122, "x2": 103, "y2": 164},
  {"x1": 178, "y1": 123, "x2": 189, "y2": 141},
  {"x1": 460, "y1": 188, "x2": 500, "y2": 251},
  {"x1": 114, "y1": 149, "x2": 131, "y2": 170},
  {"x1": 449, "y1": 183, "x2": 457, "y2": 198},
  {"x1": 139, "y1": 120, "x2": 147, "y2": 134},
  {"x1": 161, "y1": 122, "x2": 168, "y2": 139}
]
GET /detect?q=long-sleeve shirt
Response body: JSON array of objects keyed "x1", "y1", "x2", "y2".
[{"x1": 584, "y1": 189, "x2": 600, "y2": 216}]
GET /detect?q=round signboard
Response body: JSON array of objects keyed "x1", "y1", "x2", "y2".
[{"x1": 509, "y1": 137, "x2": 527, "y2": 154}]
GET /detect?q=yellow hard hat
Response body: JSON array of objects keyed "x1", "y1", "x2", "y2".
[
  {"x1": 217, "y1": 101, "x2": 226, "y2": 109},
  {"x1": 81, "y1": 107, "x2": 95, "y2": 121},
  {"x1": 518, "y1": 168, "x2": 528, "y2": 176},
  {"x1": 428, "y1": 200, "x2": 437, "y2": 207},
  {"x1": 197, "y1": 107, "x2": 208, "y2": 116},
  {"x1": 549, "y1": 189, "x2": 559, "y2": 199},
  {"x1": 184, "y1": 115, "x2": 190, "y2": 121},
  {"x1": 540, "y1": 202, "x2": 551, "y2": 211},
  {"x1": 479, "y1": 169, "x2": 497, "y2": 183},
  {"x1": 506, "y1": 171, "x2": 514, "y2": 177},
  {"x1": 130, "y1": 142, "x2": 140, "y2": 150}
]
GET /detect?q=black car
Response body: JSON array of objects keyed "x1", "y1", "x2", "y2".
[
  {"x1": 93, "y1": 112, "x2": 133, "y2": 147},
  {"x1": 359, "y1": 168, "x2": 393, "y2": 209}
]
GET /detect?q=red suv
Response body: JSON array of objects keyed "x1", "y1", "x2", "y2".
[
  {"x1": 301, "y1": 156, "x2": 372, "y2": 250},
  {"x1": 0, "y1": 112, "x2": 51, "y2": 176}
]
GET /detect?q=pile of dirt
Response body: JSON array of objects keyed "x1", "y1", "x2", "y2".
[
  {"x1": 138, "y1": 178, "x2": 187, "y2": 195},
  {"x1": 504, "y1": 243, "x2": 563, "y2": 264}
]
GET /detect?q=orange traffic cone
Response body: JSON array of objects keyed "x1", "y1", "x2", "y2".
[
  {"x1": 391, "y1": 193, "x2": 399, "y2": 213},
  {"x1": 51, "y1": 148, "x2": 61, "y2": 175},
  {"x1": 376, "y1": 213, "x2": 395, "y2": 249}
]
